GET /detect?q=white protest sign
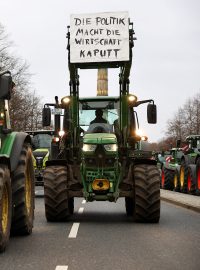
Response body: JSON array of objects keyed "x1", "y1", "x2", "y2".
[{"x1": 70, "y1": 12, "x2": 129, "y2": 63}]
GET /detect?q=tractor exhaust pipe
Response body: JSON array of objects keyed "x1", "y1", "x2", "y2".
[{"x1": 97, "y1": 69, "x2": 108, "y2": 96}]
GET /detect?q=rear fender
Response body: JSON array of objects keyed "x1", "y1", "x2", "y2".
[
  {"x1": 163, "y1": 162, "x2": 177, "y2": 171},
  {"x1": 46, "y1": 159, "x2": 68, "y2": 167},
  {"x1": 181, "y1": 155, "x2": 189, "y2": 166},
  {"x1": 175, "y1": 164, "x2": 181, "y2": 174},
  {"x1": 134, "y1": 158, "x2": 157, "y2": 166},
  {"x1": 0, "y1": 155, "x2": 10, "y2": 169},
  {"x1": 9, "y1": 132, "x2": 31, "y2": 172}
]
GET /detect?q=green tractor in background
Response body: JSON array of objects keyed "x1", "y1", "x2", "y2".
[
  {"x1": 160, "y1": 147, "x2": 183, "y2": 191},
  {"x1": 178, "y1": 135, "x2": 200, "y2": 195},
  {"x1": 26, "y1": 130, "x2": 54, "y2": 186},
  {"x1": 42, "y1": 12, "x2": 160, "y2": 223},
  {"x1": 0, "y1": 71, "x2": 35, "y2": 252},
  {"x1": 162, "y1": 136, "x2": 200, "y2": 195}
]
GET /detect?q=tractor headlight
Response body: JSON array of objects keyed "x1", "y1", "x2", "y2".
[
  {"x1": 128, "y1": 95, "x2": 138, "y2": 106},
  {"x1": 58, "y1": 130, "x2": 65, "y2": 137},
  {"x1": 52, "y1": 137, "x2": 60, "y2": 142},
  {"x1": 104, "y1": 144, "x2": 118, "y2": 152},
  {"x1": 61, "y1": 96, "x2": 70, "y2": 105},
  {"x1": 141, "y1": 135, "x2": 148, "y2": 141},
  {"x1": 136, "y1": 129, "x2": 143, "y2": 137},
  {"x1": 82, "y1": 144, "x2": 96, "y2": 152}
]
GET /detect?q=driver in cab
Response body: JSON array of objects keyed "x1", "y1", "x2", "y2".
[{"x1": 90, "y1": 109, "x2": 108, "y2": 124}]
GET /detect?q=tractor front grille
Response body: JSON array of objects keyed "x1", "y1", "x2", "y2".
[
  {"x1": 85, "y1": 157, "x2": 116, "y2": 168},
  {"x1": 84, "y1": 145, "x2": 116, "y2": 168},
  {"x1": 86, "y1": 170, "x2": 116, "y2": 182}
]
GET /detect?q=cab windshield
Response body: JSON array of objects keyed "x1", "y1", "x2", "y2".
[
  {"x1": 79, "y1": 99, "x2": 119, "y2": 131},
  {"x1": 187, "y1": 138, "x2": 200, "y2": 149},
  {"x1": 32, "y1": 134, "x2": 52, "y2": 149}
]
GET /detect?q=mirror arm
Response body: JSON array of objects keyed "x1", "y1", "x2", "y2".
[
  {"x1": 0, "y1": 70, "x2": 11, "y2": 76},
  {"x1": 134, "y1": 111, "x2": 139, "y2": 129},
  {"x1": 44, "y1": 103, "x2": 55, "y2": 108},
  {"x1": 135, "y1": 99, "x2": 154, "y2": 107},
  {"x1": 55, "y1": 96, "x2": 59, "y2": 107}
]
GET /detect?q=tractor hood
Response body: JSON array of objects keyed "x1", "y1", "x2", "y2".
[
  {"x1": 33, "y1": 148, "x2": 49, "y2": 158},
  {"x1": 83, "y1": 133, "x2": 117, "y2": 144}
]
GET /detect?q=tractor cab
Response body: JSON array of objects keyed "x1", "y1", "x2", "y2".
[
  {"x1": 79, "y1": 97, "x2": 119, "y2": 134},
  {"x1": 186, "y1": 135, "x2": 200, "y2": 152},
  {"x1": 26, "y1": 130, "x2": 54, "y2": 186}
]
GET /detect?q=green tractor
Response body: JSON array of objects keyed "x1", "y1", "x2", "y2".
[
  {"x1": 0, "y1": 71, "x2": 35, "y2": 252},
  {"x1": 178, "y1": 135, "x2": 200, "y2": 194},
  {"x1": 160, "y1": 147, "x2": 183, "y2": 191},
  {"x1": 26, "y1": 130, "x2": 54, "y2": 186},
  {"x1": 42, "y1": 13, "x2": 160, "y2": 222}
]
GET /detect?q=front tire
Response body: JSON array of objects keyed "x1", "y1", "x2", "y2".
[
  {"x1": 44, "y1": 165, "x2": 73, "y2": 221},
  {"x1": 163, "y1": 167, "x2": 174, "y2": 190},
  {"x1": 11, "y1": 144, "x2": 35, "y2": 235},
  {"x1": 180, "y1": 161, "x2": 188, "y2": 193},
  {"x1": 132, "y1": 164, "x2": 160, "y2": 223},
  {"x1": 125, "y1": 164, "x2": 160, "y2": 223},
  {"x1": 0, "y1": 166, "x2": 11, "y2": 252},
  {"x1": 173, "y1": 167, "x2": 181, "y2": 192}
]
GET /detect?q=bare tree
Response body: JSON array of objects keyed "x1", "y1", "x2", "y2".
[
  {"x1": 192, "y1": 93, "x2": 200, "y2": 134},
  {"x1": 0, "y1": 22, "x2": 42, "y2": 131},
  {"x1": 165, "y1": 91, "x2": 200, "y2": 142},
  {"x1": 166, "y1": 107, "x2": 185, "y2": 140}
]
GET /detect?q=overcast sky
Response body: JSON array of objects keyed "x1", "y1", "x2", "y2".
[{"x1": 0, "y1": 0, "x2": 200, "y2": 142}]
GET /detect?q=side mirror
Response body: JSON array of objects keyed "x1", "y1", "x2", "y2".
[
  {"x1": 192, "y1": 139, "x2": 197, "y2": 148},
  {"x1": 30, "y1": 136, "x2": 36, "y2": 150},
  {"x1": 176, "y1": 139, "x2": 181, "y2": 148},
  {"x1": 0, "y1": 74, "x2": 12, "y2": 100},
  {"x1": 42, "y1": 107, "x2": 51, "y2": 126},
  {"x1": 54, "y1": 114, "x2": 61, "y2": 134},
  {"x1": 147, "y1": 103, "x2": 157, "y2": 124}
]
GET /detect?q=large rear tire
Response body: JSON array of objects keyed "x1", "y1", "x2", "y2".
[
  {"x1": 44, "y1": 165, "x2": 73, "y2": 221},
  {"x1": 11, "y1": 144, "x2": 35, "y2": 235},
  {"x1": 0, "y1": 166, "x2": 11, "y2": 252}
]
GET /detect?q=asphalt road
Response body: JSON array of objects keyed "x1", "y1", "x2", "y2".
[{"x1": 0, "y1": 190, "x2": 200, "y2": 270}]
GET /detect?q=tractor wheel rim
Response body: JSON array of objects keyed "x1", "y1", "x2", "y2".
[
  {"x1": 180, "y1": 167, "x2": 184, "y2": 188},
  {"x1": 161, "y1": 169, "x2": 165, "y2": 188},
  {"x1": 2, "y1": 185, "x2": 9, "y2": 234},
  {"x1": 187, "y1": 172, "x2": 191, "y2": 191},
  {"x1": 174, "y1": 174, "x2": 178, "y2": 188},
  {"x1": 197, "y1": 168, "x2": 200, "y2": 190},
  {"x1": 25, "y1": 161, "x2": 32, "y2": 215}
]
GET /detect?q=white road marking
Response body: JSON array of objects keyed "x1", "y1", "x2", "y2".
[
  {"x1": 78, "y1": 207, "x2": 84, "y2": 213},
  {"x1": 82, "y1": 199, "x2": 86, "y2": 204},
  {"x1": 68, "y1": 223, "x2": 80, "y2": 238},
  {"x1": 55, "y1": 266, "x2": 68, "y2": 270}
]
